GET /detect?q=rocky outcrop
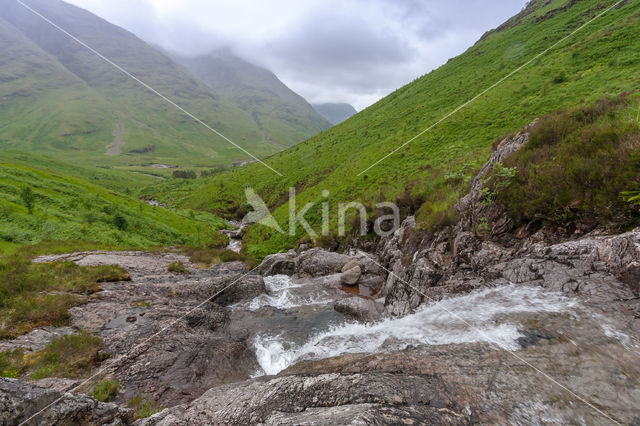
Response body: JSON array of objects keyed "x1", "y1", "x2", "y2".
[
  {"x1": 0, "y1": 378, "x2": 132, "y2": 426},
  {"x1": 29, "y1": 252, "x2": 264, "y2": 409},
  {"x1": 377, "y1": 129, "x2": 640, "y2": 323},
  {"x1": 138, "y1": 371, "x2": 469, "y2": 425}
]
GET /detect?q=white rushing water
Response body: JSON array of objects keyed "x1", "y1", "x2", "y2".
[
  {"x1": 253, "y1": 284, "x2": 579, "y2": 376},
  {"x1": 239, "y1": 274, "x2": 337, "y2": 311}
]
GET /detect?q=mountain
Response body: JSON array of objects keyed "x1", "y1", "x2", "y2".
[
  {"x1": 171, "y1": 0, "x2": 640, "y2": 258},
  {"x1": 170, "y1": 50, "x2": 332, "y2": 149},
  {"x1": 0, "y1": 0, "x2": 323, "y2": 169},
  {"x1": 311, "y1": 103, "x2": 357, "y2": 125}
]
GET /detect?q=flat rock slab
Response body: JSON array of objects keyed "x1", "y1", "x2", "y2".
[{"x1": 0, "y1": 326, "x2": 75, "y2": 353}]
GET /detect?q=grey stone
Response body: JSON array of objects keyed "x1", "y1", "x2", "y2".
[{"x1": 340, "y1": 265, "x2": 362, "y2": 285}]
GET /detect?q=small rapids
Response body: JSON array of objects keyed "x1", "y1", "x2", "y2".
[
  {"x1": 251, "y1": 284, "x2": 579, "y2": 376},
  {"x1": 235, "y1": 275, "x2": 337, "y2": 311}
]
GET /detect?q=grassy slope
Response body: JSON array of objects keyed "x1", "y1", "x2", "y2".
[
  {"x1": 171, "y1": 0, "x2": 640, "y2": 258},
  {"x1": 0, "y1": 0, "x2": 313, "y2": 168},
  {"x1": 0, "y1": 159, "x2": 227, "y2": 252}
]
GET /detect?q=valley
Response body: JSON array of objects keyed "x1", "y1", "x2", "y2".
[{"x1": 1, "y1": 0, "x2": 640, "y2": 424}]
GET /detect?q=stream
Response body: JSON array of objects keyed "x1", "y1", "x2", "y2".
[{"x1": 231, "y1": 275, "x2": 584, "y2": 376}]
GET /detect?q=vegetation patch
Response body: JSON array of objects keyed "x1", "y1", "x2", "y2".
[
  {"x1": 93, "y1": 378, "x2": 120, "y2": 402},
  {"x1": 167, "y1": 261, "x2": 188, "y2": 274},
  {"x1": 0, "y1": 332, "x2": 107, "y2": 379},
  {"x1": 128, "y1": 392, "x2": 162, "y2": 419},
  {"x1": 491, "y1": 95, "x2": 640, "y2": 230},
  {"x1": 179, "y1": 246, "x2": 256, "y2": 268},
  {"x1": 0, "y1": 254, "x2": 129, "y2": 339}
]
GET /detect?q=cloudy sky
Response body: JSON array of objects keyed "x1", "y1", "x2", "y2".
[{"x1": 67, "y1": 0, "x2": 526, "y2": 110}]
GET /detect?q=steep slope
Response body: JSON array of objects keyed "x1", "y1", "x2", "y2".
[
  {"x1": 312, "y1": 103, "x2": 357, "y2": 125},
  {"x1": 172, "y1": 50, "x2": 331, "y2": 149},
  {"x1": 177, "y1": 0, "x2": 640, "y2": 258},
  {"x1": 0, "y1": 0, "x2": 284, "y2": 167}
]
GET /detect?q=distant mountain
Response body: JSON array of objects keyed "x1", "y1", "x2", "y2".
[
  {"x1": 0, "y1": 0, "x2": 324, "y2": 167},
  {"x1": 170, "y1": 50, "x2": 331, "y2": 149},
  {"x1": 311, "y1": 103, "x2": 357, "y2": 125}
]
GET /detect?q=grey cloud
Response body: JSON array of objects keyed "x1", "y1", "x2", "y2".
[{"x1": 67, "y1": 0, "x2": 527, "y2": 110}]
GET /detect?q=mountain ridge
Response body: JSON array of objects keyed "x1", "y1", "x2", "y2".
[
  {"x1": 311, "y1": 103, "x2": 357, "y2": 125},
  {"x1": 0, "y1": 0, "x2": 327, "y2": 169}
]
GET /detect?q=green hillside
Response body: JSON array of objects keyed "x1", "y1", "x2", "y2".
[
  {"x1": 0, "y1": 158, "x2": 227, "y2": 254},
  {"x1": 0, "y1": 0, "x2": 322, "y2": 169},
  {"x1": 172, "y1": 50, "x2": 332, "y2": 149},
  {"x1": 170, "y1": 0, "x2": 640, "y2": 258}
]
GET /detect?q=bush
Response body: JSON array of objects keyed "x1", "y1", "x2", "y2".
[
  {"x1": 113, "y1": 214, "x2": 128, "y2": 231},
  {"x1": 172, "y1": 170, "x2": 197, "y2": 179},
  {"x1": 20, "y1": 186, "x2": 35, "y2": 214},
  {"x1": 93, "y1": 379, "x2": 120, "y2": 402}
]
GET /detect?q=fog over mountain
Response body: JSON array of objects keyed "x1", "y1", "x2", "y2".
[{"x1": 66, "y1": 0, "x2": 526, "y2": 110}]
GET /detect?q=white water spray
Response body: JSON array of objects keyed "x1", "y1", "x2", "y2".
[{"x1": 253, "y1": 284, "x2": 578, "y2": 376}]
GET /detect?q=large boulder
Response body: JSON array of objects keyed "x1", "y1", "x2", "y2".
[
  {"x1": 334, "y1": 297, "x2": 384, "y2": 322},
  {"x1": 0, "y1": 378, "x2": 133, "y2": 426},
  {"x1": 298, "y1": 248, "x2": 353, "y2": 276},
  {"x1": 259, "y1": 252, "x2": 297, "y2": 276}
]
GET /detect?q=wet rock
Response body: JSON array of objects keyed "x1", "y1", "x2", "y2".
[
  {"x1": 298, "y1": 248, "x2": 352, "y2": 276},
  {"x1": 185, "y1": 305, "x2": 229, "y2": 331},
  {"x1": 309, "y1": 273, "x2": 343, "y2": 289},
  {"x1": 334, "y1": 297, "x2": 384, "y2": 322},
  {"x1": 340, "y1": 265, "x2": 361, "y2": 285},
  {"x1": 259, "y1": 252, "x2": 297, "y2": 276},
  {"x1": 0, "y1": 377, "x2": 133, "y2": 426}
]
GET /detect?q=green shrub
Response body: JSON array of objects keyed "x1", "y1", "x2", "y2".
[
  {"x1": 172, "y1": 170, "x2": 197, "y2": 179},
  {"x1": 113, "y1": 213, "x2": 128, "y2": 231},
  {"x1": 20, "y1": 186, "x2": 35, "y2": 214},
  {"x1": 93, "y1": 379, "x2": 120, "y2": 402}
]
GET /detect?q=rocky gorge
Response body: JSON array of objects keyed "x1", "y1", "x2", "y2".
[{"x1": 2, "y1": 131, "x2": 640, "y2": 425}]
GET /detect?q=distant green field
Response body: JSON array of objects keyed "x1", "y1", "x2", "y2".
[
  {"x1": 158, "y1": 0, "x2": 640, "y2": 259},
  {"x1": 0, "y1": 159, "x2": 227, "y2": 252}
]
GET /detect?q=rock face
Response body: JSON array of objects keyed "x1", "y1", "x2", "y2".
[
  {"x1": 378, "y1": 129, "x2": 640, "y2": 322},
  {"x1": 0, "y1": 378, "x2": 133, "y2": 426},
  {"x1": 138, "y1": 371, "x2": 469, "y2": 425}
]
